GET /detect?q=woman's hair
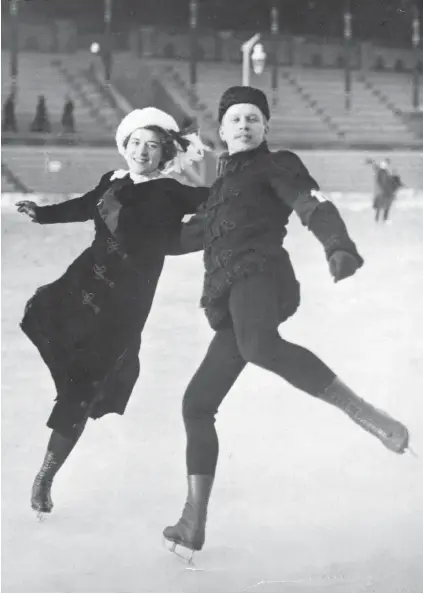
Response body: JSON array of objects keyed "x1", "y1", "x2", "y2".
[{"x1": 123, "y1": 125, "x2": 190, "y2": 170}]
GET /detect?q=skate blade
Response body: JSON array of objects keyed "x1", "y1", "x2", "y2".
[
  {"x1": 35, "y1": 510, "x2": 50, "y2": 522},
  {"x1": 163, "y1": 537, "x2": 196, "y2": 565},
  {"x1": 404, "y1": 445, "x2": 418, "y2": 458}
]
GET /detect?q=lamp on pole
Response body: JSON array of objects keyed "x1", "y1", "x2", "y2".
[
  {"x1": 241, "y1": 33, "x2": 262, "y2": 86},
  {"x1": 189, "y1": 0, "x2": 198, "y2": 88},
  {"x1": 343, "y1": 0, "x2": 352, "y2": 111},
  {"x1": 411, "y1": 2, "x2": 420, "y2": 110},
  {"x1": 103, "y1": 0, "x2": 113, "y2": 83},
  {"x1": 270, "y1": 5, "x2": 279, "y2": 106},
  {"x1": 10, "y1": 0, "x2": 19, "y2": 95}
]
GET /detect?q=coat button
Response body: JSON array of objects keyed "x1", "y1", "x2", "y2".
[{"x1": 80, "y1": 401, "x2": 88, "y2": 409}]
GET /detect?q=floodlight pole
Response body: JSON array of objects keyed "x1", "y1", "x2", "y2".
[
  {"x1": 343, "y1": 0, "x2": 352, "y2": 111},
  {"x1": 411, "y1": 3, "x2": 420, "y2": 110},
  {"x1": 104, "y1": 0, "x2": 113, "y2": 83},
  {"x1": 241, "y1": 33, "x2": 261, "y2": 86},
  {"x1": 189, "y1": 0, "x2": 198, "y2": 88},
  {"x1": 10, "y1": 0, "x2": 19, "y2": 95},
  {"x1": 270, "y1": 5, "x2": 279, "y2": 106}
]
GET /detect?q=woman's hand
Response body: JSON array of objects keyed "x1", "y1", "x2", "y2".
[{"x1": 16, "y1": 200, "x2": 38, "y2": 222}]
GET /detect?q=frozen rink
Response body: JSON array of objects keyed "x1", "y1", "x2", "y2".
[{"x1": 2, "y1": 196, "x2": 423, "y2": 593}]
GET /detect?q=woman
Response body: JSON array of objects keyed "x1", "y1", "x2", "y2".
[
  {"x1": 16, "y1": 107, "x2": 208, "y2": 516},
  {"x1": 163, "y1": 87, "x2": 410, "y2": 557}
]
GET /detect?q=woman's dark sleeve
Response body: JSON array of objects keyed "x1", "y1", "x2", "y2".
[
  {"x1": 166, "y1": 203, "x2": 207, "y2": 256},
  {"x1": 174, "y1": 180, "x2": 210, "y2": 214},
  {"x1": 35, "y1": 172, "x2": 112, "y2": 224},
  {"x1": 268, "y1": 151, "x2": 363, "y2": 264}
]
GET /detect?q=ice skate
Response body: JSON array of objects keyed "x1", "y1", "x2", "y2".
[
  {"x1": 163, "y1": 537, "x2": 196, "y2": 564},
  {"x1": 30, "y1": 429, "x2": 83, "y2": 519},
  {"x1": 31, "y1": 476, "x2": 53, "y2": 519},
  {"x1": 30, "y1": 450, "x2": 56, "y2": 518},
  {"x1": 320, "y1": 378, "x2": 410, "y2": 454},
  {"x1": 163, "y1": 475, "x2": 214, "y2": 557}
]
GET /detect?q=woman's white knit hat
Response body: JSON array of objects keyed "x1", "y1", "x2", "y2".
[
  {"x1": 115, "y1": 107, "x2": 179, "y2": 157},
  {"x1": 115, "y1": 107, "x2": 207, "y2": 174}
]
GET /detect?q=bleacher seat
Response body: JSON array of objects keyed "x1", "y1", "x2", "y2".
[
  {"x1": 364, "y1": 71, "x2": 423, "y2": 114},
  {"x1": 155, "y1": 60, "x2": 340, "y2": 146},
  {"x1": 290, "y1": 68, "x2": 418, "y2": 144},
  {"x1": 150, "y1": 59, "x2": 421, "y2": 147},
  {"x1": 1, "y1": 51, "x2": 120, "y2": 138}
]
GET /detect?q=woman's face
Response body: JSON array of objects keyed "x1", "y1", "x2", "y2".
[{"x1": 124, "y1": 128, "x2": 163, "y2": 175}]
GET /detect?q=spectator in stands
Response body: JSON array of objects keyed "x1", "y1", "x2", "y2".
[
  {"x1": 163, "y1": 86, "x2": 410, "y2": 558},
  {"x1": 366, "y1": 157, "x2": 403, "y2": 223},
  {"x1": 30, "y1": 95, "x2": 51, "y2": 133},
  {"x1": 2, "y1": 92, "x2": 18, "y2": 132},
  {"x1": 16, "y1": 107, "x2": 209, "y2": 517},
  {"x1": 61, "y1": 95, "x2": 75, "y2": 134}
]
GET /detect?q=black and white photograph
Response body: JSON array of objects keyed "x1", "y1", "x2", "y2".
[{"x1": 1, "y1": 0, "x2": 423, "y2": 591}]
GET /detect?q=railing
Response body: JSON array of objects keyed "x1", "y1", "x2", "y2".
[
  {"x1": 83, "y1": 66, "x2": 127, "y2": 120},
  {"x1": 51, "y1": 59, "x2": 113, "y2": 132},
  {"x1": 1, "y1": 161, "x2": 32, "y2": 193},
  {"x1": 280, "y1": 70, "x2": 346, "y2": 140},
  {"x1": 357, "y1": 74, "x2": 404, "y2": 119}
]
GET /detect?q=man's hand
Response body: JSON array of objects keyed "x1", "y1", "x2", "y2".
[
  {"x1": 16, "y1": 200, "x2": 38, "y2": 222},
  {"x1": 329, "y1": 250, "x2": 362, "y2": 283}
]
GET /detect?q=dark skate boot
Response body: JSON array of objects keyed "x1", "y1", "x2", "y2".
[
  {"x1": 319, "y1": 377, "x2": 409, "y2": 454},
  {"x1": 163, "y1": 475, "x2": 214, "y2": 559},
  {"x1": 31, "y1": 451, "x2": 56, "y2": 517},
  {"x1": 30, "y1": 429, "x2": 82, "y2": 519}
]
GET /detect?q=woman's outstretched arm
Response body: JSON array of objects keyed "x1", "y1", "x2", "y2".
[{"x1": 16, "y1": 172, "x2": 112, "y2": 224}]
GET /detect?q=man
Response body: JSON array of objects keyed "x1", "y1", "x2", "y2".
[
  {"x1": 366, "y1": 157, "x2": 403, "y2": 223},
  {"x1": 164, "y1": 87, "x2": 410, "y2": 557},
  {"x1": 61, "y1": 96, "x2": 76, "y2": 134},
  {"x1": 2, "y1": 92, "x2": 17, "y2": 132}
]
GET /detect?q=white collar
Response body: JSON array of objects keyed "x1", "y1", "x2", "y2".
[{"x1": 110, "y1": 169, "x2": 165, "y2": 184}]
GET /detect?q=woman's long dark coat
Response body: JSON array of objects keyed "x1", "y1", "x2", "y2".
[{"x1": 21, "y1": 172, "x2": 208, "y2": 421}]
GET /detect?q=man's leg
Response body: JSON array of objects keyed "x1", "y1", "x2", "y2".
[
  {"x1": 383, "y1": 200, "x2": 393, "y2": 222},
  {"x1": 230, "y1": 274, "x2": 409, "y2": 454},
  {"x1": 163, "y1": 328, "x2": 246, "y2": 552},
  {"x1": 230, "y1": 274, "x2": 335, "y2": 396},
  {"x1": 183, "y1": 328, "x2": 246, "y2": 476}
]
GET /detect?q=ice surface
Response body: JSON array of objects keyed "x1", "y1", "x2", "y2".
[{"x1": 2, "y1": 201, "x2": 423, "y2": 592}]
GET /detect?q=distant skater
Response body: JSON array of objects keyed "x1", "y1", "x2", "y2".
[{"x1": 366, "y1": 158, "x2": 403, "y2": 223}]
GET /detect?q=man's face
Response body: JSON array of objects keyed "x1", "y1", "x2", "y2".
[{"x1": 219, "y1": 104, "x2": 268, "y2": 155}]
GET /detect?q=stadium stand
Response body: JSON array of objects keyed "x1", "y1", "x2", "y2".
[
  {"x1": 149, "y1": 59, "x2": 421, "y2": 147},
  {"x1": 51, "y1": 53, "x2": 124, "y2": 132},
  {"x1": 150, "y1": 59, "x2": 343, "y2": 147},
  {"x1": 290, "y1": 67, "x2": 420, "y2": 144},
  {"x1": 2, "y1": 51, "x2": 422, "y2": 194},
  {"x1": 1, "y1": 146, "x2": 122, "y2": 195},
  {"x1": 1, "y1": 162, "x2": 31, "y2": 193},
  {"x1": 1, "y1": 51, "x2": 122, "y2": 138},
  {"x1": 2, "y1": 145, "x2": 422, "y2": 194},
  {"x1": 359, "y1": 70, "x2": 423, "y2": 115}
]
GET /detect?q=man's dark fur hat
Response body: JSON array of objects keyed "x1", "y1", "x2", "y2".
[{"x1": 218, "y1": 86, "x2": 270, "y2": 123}]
